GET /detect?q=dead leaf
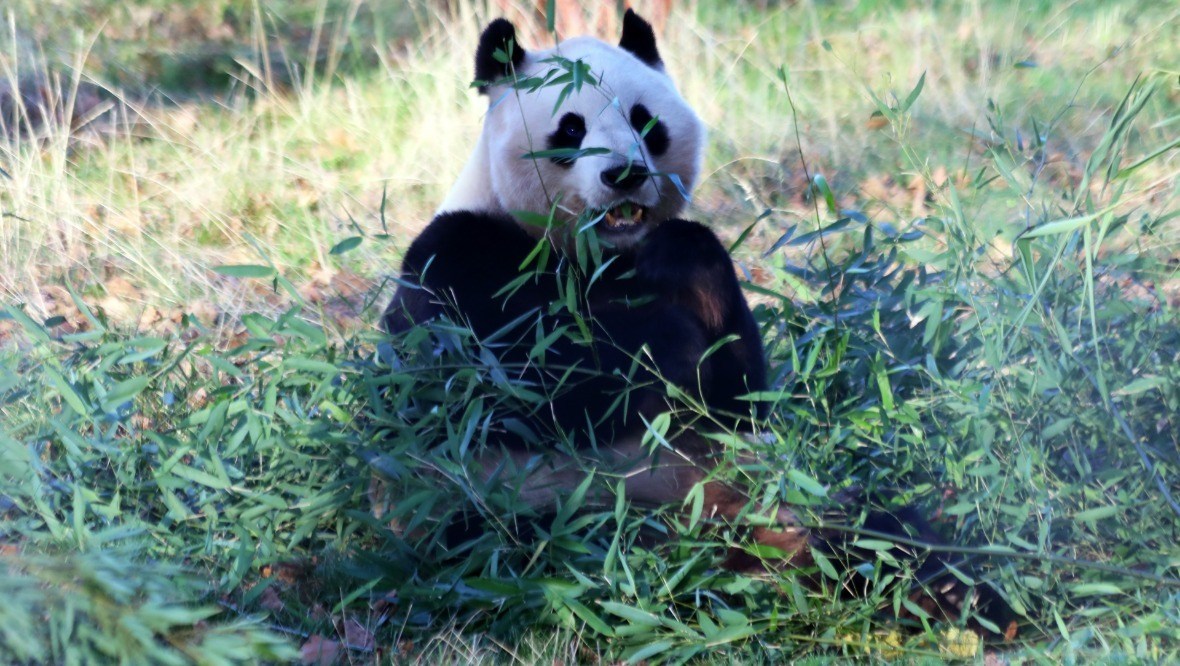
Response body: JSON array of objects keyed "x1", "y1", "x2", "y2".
[
  {"x1": 337, "y1": 615, "x2": 375, "y2": 651},
  {"x1": 748, "y1": 265, "x2": 771, "y2": 287},
  {"x1": 41, "y1": 286, "x2": 87, "y2": 334},
  {"x1": 189, "y1": 300, "x2": 219, "y2": 327},
  {"x1": 138, "y1": 305, "x2": 162, "y2": 331},
  {"x1": 931, "y1": 165, "x2": 949, "y2": 187},
  {"x1": 275, "y1": 558, "x2": 316, "y2": 586},
  {"x1": 372, "y1": 589, "x2": 399, "y2": 613},
  {"x1": 188, "y1": 387, "x2": 209, "y2": 410},
  {"x1": 331, "y1": 269, "x2": 369, "y2": 299},
  {"x1": 860, "y1": 175, "x2": 907, "y2": 209},
  {"x1": 985, "y1": 649, "x2": 1010, "y2": 666},
  {"x1": 96, "y1": 295, "x2": 133, "y2": 322},
  {"x1": 907, "y1": 174, "x2": 928, "y2": 217},
  {"x1": 300, "y1": 636, "x2": 342, "y2": 666},
  {"x1": 259, "y1": 586, "x2": 284, "y2": 613}
]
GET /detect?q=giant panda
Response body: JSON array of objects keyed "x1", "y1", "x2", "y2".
[
  {"x1": 380, "y1": 10, "x2": 1011, "y2": 631},
  {"x1": 381, "y1": 8, "x2": 773, "y2": 530}
]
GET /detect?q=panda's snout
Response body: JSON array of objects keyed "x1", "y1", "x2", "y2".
[{"x1": 600, "y1": 165, "x2": 650, "y2": 191}]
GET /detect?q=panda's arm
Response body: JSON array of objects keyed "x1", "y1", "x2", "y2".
[
  {"x1": 636, "y1": 219, "x2": 767, "y2": 417},
  {"x1": 382, "y1": 212, "x2": 696, "y2": 444},
  {"x1": 381, "y1": 211, "x2": 553, "y2": 336}
]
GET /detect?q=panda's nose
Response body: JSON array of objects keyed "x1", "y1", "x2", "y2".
[{"x1": 600, "y1": 165, "x2": 649, "y2": 191}]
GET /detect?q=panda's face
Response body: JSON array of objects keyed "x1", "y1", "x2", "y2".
[{"x1": 476, "y1": 15, "x2": 704, "y2": 248}]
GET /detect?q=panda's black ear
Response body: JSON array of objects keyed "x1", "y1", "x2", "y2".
[
  {"x1": 619, "y1": 9, "x2": 662, "y2": 69},
  {"x1": 475, "y1": 19, "x2": 526, "y2": 93}
]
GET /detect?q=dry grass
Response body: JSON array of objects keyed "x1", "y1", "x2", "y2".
[{"x1": 1, "y1": 0, "x2": 1176, "y2": 344}]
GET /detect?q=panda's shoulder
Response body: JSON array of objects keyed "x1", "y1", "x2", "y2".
[
  {"x1": 641, "y1": 219, "x2": 730, "y2": 264},
  {"x1": 402, "y1": 210, "x2": 536, "y2": 275}
]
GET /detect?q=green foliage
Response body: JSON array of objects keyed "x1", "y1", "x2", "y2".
[
  {"x1": 0, "y1": 540, "x2": 296, "y2": 664},
  {"x1": 0, "y1": 299, "x2": 375, "y2": 661}
]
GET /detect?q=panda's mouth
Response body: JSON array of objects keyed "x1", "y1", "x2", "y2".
[{"x1": 599, "y1": 202, "x2": 647, "y2": 232}]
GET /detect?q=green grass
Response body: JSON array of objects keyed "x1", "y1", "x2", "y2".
[{"x1": 1, "y1": 0, "x2": 1178, "y2": 662}]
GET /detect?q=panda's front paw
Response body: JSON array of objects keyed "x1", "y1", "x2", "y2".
[{"x1": 637, "y1": 219, "x2": 743, "y2": 334}]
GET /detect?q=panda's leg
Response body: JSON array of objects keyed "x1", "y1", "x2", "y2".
[
  {"x1": 468, "y1": 432, "x2": 813, "y2": 566},
  {"x1": 468, "y1": 441, "x2": 1007, "y2": 625},
  {"x1": 380, "y1": 438, "x2": 1004, "y2": 626}
]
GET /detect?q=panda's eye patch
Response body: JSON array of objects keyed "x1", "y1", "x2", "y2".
[
  {"x1": 630, "y1": 104, "x2": 669, "y2": 157},
  {"x1": 545, "y1": 113, "x2": 587, "y2": 167}
]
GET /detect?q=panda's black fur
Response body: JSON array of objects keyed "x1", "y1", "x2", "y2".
[{"x1": 382, "y1": 211, "x2": 766, "y2": 446}]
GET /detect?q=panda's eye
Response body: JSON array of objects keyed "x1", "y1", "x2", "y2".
[
  {"x1": 563, "y1": 121, "x2": 584, "y2": 139},
  {"x1": 630, "y1": 103, "x2": 669, "y2": 157},
  {"x1": 558, "y1": 114, "x2": 586, "y2": 140},
  {"x1": 545, "y1": 113, "x2": 586, "y2": 167}
]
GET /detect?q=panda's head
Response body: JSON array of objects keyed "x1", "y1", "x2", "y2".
[{"x1": 463, "y1": 10, "x2": 705, "y2": 248}]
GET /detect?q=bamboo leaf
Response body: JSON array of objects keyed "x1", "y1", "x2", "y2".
[
  {"x1": 102, "y1": 376, "x2": 150, "y2": 411},
  {"x1": 213, "y1": 264, "x2": 275, "y2": 278},
  {"x1": 900, "y1": 70, "x2": 926, "y2": 112},
  {"x1": 329, "y1": 236, "x2": 363, "y2": 255},
  {"x1": 787, "y1": 469, "x2": 828, "y2": 498}
]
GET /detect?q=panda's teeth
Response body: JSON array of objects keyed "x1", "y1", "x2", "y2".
[{"x1": 600, "y1": 205, "x2": 644, "y2": 230}]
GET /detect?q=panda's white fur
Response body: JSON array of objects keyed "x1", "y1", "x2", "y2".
[{"x1": 438, "y1": 24, "x2": 705, "y2": 246}]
